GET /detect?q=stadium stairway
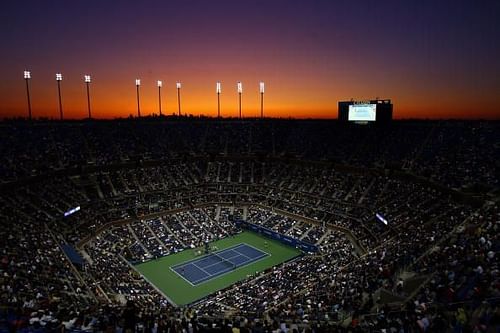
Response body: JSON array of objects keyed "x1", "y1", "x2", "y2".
[
  {"x1": 79, "y1": 248, "x2": 93, "y2": 265},
  {"x1": 173, "y1": 215, "x2": 200, "y2": 243},
  {"x1": 160, "y1": 217, "x2": 187, "y2": 248},
  {"x1": 215, "y1": 205, "x2": 222, "y2": 221},
  {"x1": 127, "y1": 224, "x2": 151, "y2": 257},
  {"x1": 315, "y1": 229, "x2": 332, "y2": 245},
  {"x1": 374, "y1": 272, "x2": 432, "y2": 309},
  {"x1": 142, "y1": 219, "x2": 169, "y2": 249},
  {"x1": 298, "y1": 223, "x2": 313, "y2": 240},
  {"x1": 187, "y1": 211, "x2": 215, "y2": 239}
]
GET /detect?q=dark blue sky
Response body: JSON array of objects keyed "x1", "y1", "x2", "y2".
[{"x1": 1, "y1": 0, "x2": 499, "y2": 118}]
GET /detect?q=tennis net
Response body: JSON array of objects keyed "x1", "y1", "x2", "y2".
[{"x1": 212, "y1": 252, "x2": 236, "y2": 270}]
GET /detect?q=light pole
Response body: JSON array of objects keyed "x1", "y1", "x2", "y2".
[
  {"x1": 260, "y1": 81, "x2": 265, "y2": 118},
  {"x1": 176, "y1": 82, "x2": 182, "y2": 116},
  {"x1": 216, "y1": 81, "x2": 221, "y2": 118},
  {"x1": 157, "y1": 80, "x2": 163, "y2": 116},
  {"x1": 24, "y1": 70, "x2": 32, "y2": 120},
  {"x1": 56, "y1": 73, "x2": 63, "y2": 120},
  {"x1": 135, "y1": 79, "x2": 141, "y2": 118},
  {"x1": 84, "y1": 75, "x2": 92, "y2": 119},
  {"x1": 237, "y1": 81, "x2": 242, "y2": 118}
]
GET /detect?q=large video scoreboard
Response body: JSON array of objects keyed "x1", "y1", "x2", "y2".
[{"x1": 338, "y1": 99, "x2": 393, "y2": 123}]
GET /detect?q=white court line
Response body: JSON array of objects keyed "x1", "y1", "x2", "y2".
[
  {"x1": 171, "y1": 243, "x2": 245, "y2": 270},
  {"x1": 230, "y1": 243, "x2": 271, "y2": 265},
  {"x1": 240, "y1": 242, "x2": 271, "y2": 257},
  {"x1": 192, "y1": 262, "x2": 213, "y2": 277},
  {"x1": 169, "y1": 266, "x2": 195, "y2": 287},
  {"x1": 172, "y1": 249, "x2": 241, "y2": 285},
  {"x1": 189, "y1": 250, "x2": 245, "y2": 285},
  {"x1": 172, "y1": 260, "x2": 217, "y2": 285},
  {"x1": 232, "y1": 244, "x2": 253, "y2": 261},
  {"x1": 190, "y1": 249, "x2": 270, "y2": 285},
  {"x1": 194, "y1": 251, "x2": 242, "y2": 272},
  {"x1": 208, "y1": 243, "x2": 270, "y2": 268},
  {"x1": 196, "y1": 244, "x2": 269, "y2": 277},
  {"x1": 172, "y1": 243, "x2": 270, "y2": 285},
  {"x1": 190, "y1": 266, "x2": 233, "y2": 285}
]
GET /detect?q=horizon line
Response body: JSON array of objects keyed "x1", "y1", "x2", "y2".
[{"x1": 1, "y1": 114, "x2": 499, "y2": 122}]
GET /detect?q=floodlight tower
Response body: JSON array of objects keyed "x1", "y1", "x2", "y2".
[
  {"x1": 24, "y1": 70, "x2": 32, "y2": 120},
  {"x1": 176, "y1": 82, "x2": 182, "y2": 116},
  {"x1": 56, "y1": 73, "x2": 63, "y2": 120},
  {"x1": 216, "y1": 81, "x2": 221, "y2": 118},
  {"x1": 135, "y1": 79, "x2": 141, "y2": 118},
  {"x1": 259, "y1": 81, "x2": 265, "y2": 119},
  {"x1": 157, "y1": 80, "x2": 163, "y2": 116},
  {"x1": 84, "y1": 75, "x2": 92, "y2": 119},
  {"x1": 237, "y1": 81, "x2": 242, "y2": 118}
]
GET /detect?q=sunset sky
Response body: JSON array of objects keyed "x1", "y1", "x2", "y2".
[{"x1": 1, "y1": 0, "x2": 499, "y2": 119}]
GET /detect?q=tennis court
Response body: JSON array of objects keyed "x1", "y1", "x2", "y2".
[
  {"x1": 171, "y1": 243, "x2": 268, "y2": 285},
  {"x1": 135, "y1": 231, "x2": 301, "y2": 305}
]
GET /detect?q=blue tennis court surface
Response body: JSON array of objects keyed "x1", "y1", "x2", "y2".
[{"x1": 171, "y1": 243, "x2": 269, "y2": 285}]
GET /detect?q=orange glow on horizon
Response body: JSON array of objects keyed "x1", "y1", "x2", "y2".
[
  {"x1": 1, "y1": 65, "x2": 499, "y2": 120},
  {"x1": 2, "y1": 2, "x2": 499, "y2": 121}
]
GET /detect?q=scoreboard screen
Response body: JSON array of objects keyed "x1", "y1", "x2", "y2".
[{"x1": 348, "y1": 104, "x2": 377, "y2": 121}]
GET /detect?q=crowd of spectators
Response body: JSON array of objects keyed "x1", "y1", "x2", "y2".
[
  {"x1": 0, "y1": 119, "x2": 498, "y2": 332},
  {"x1": 1, "y1": 120, "x2": 498, "y2": 190}
]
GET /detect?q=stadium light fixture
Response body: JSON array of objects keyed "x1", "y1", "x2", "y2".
[
  {"x1": 216, "y1": 81, "x2": 221, "y2": 118},
  {"x1": 135, "y1": 79, "x2": 141, "y2": 117},
  {"x1": 176, "y1": 82, "x2": 182, "y2": 116},
  {"x1": 56, "y1": 73, "x2": 64, "y2": 120},
  {"x1": 157, "y1": 80, "x2": 163, "y2": 116},
  {"x1": 24, "y1": 70, "x2": 32, "y2": 120},
  {"x1": 84, "y1": 75, "x2": 92, "y2": 119},
  {"x1": 259, "y1": 81, "x2": 265, "y2": 119},
  {"x1": 237, "y1": 81, "x2": 242, "y2": 118},
  {"x1": 376, "y1": 213, "x2": 388, "y2": 225}
]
